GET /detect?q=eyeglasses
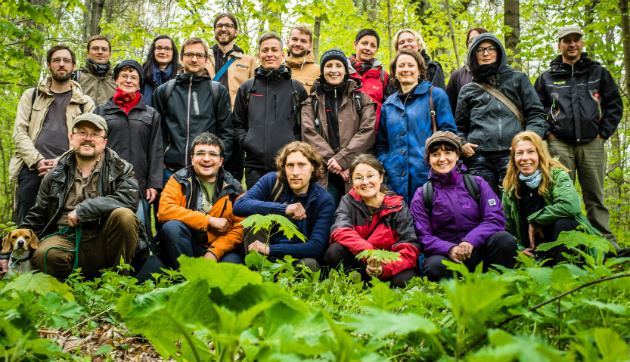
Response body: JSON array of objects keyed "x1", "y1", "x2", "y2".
[
  {"x1": 119, "y1": 74, "x2": 140, "y2": 81},
  {"x1": 215, "y1": 23, "x2": 235, "y2": 29},
  {"x1": 352, "y1": 174, "x2": 379, "y2": 183},
  {"x1": 182, "y1": 53, "x2": 207, "y2": 59},
  {"x1": 51, "y1": 58, "x2": 73, "y2": 64},
  {"x1": 155, "y1": 46, "x2": 173, "y2": 53},
  {"x1": 475, "y1": 46, "x2": 497, "y2": 55},
  {"x1": 73, "y1": 131, "x2": 105, "y2": 140},
  {"x1": 90, "y1": 46, "x2": 109, "y2": 52},
  {"x1": 193, "y1": 151, "x2": 221, "y2": 158}
]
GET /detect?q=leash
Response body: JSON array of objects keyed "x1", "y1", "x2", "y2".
[{"x1": 41, "y1": 225, "x2": 82, "y2": 275}]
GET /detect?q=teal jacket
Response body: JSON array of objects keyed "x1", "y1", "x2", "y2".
[{"x1": 502, "y1": 167, "x2": 601, "y2": 250}]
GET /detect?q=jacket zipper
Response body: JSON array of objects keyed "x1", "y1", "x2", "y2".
[
  {"x1": 219, "y1": 199, "x2": 228, "y2": 217},
  {"x1": 185, "y1": 77, "x2": 193, "y2": 164}
]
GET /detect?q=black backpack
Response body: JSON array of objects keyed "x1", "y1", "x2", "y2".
[
  {"x1": 161, "y1": 78, "x2": 221, "y2": 112},
  {"x1": 422, "y1": 173, "x2": 480, "y2": 214},
  {"x1": 311, "y1": 90, "x2": 363, "y2": 134},
  {"x1": 243, "y1": 78, "x2": 303, "y2": 125}
]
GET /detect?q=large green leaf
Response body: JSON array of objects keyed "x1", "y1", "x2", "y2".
[
  {"x1": 593, "y1": 328, "x2": 628, "y2": 361},
  {"x1": 178, "y1": 255, "x2": 262, "y2": 295},
  {"x1": 346, "y1": 307, "x2": 438, "y2": 338},
  {"x1": 2, "y1": 272, "x2": 74, "y2": 300}
]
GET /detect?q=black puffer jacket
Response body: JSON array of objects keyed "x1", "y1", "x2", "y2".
[
  {"x1": 534, "y1": 53, "x2": 623, "y2": 142},
  {"x1": 94, "y1": 96, "x2": 163, "y2": 195},
  {"x1": 232, "y1": 65, "x2": 308, "y2": 171},
  {"x1": 455, "y1": 33, "x2": 545, "y2": 152},
  {"x1": 153, "y1": 72, "x2": 233, "y2": 170},
  {"x1": 20, "y1": 148, "x2": 140, "y2": 239}
]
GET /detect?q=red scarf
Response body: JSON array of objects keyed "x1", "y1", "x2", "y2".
[{"x1": 113, "y1": 88, "x2": 141, "y2": 114}]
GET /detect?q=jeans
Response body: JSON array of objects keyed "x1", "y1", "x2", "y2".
[
  {"x1": 547, "y1": 138, "x2": 618, "y2": 249},
  {"x1": 15, "y1": 166, "x2": 43, "y2": 225},
  {"x1": 463, "y1": 151, "x2": 511, "y2": 198},
  {"x1": 153, "y1": 168, "x2": 177, "y2": 233},
  {"x1": 423, "y1": 231, "x2": 517, "y2": 282},
  {"x1": 158, "y1": 220, "x2": 243, "y2": 269}
]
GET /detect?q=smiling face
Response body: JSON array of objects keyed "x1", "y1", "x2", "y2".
[
  {"x1": 191, "y1": 144, "x2": 223, "y2": 183},
  {"x1": 70, "y1": 122, "x2": 107, "y2": 161},
  {"x1": 397, "y1": 32, "x2": 418, "y2": 51},
  {"x1": 429, "y1": 146, "x2": 459, "y2": 174},
  {"x1": 514, "y1": 140, "x2": 540, "y2": 176},
  {"x1": 214, "y1": 16, "x2": 238, "y2": 46},
  {"x1": 475, "y1": 40, "x2": 498, "y2": 65},
  {"x1": 352, "y1": 163, "x2": 383, "y2": 201},
  {"x1": 154, "y1": 38, "x2": 174, "y2": 67},
  {"x1": 285, "y1": 151, "x2": 313, "y2": 195},
  {"x1": 258, "y1": 38, "x2": 285, "y2": 70},
  {"x1": 286, "y1": 29, "x2": 312, "y2": 57},
  {"x1": 181, "y1": 42, "x2": 207, "y2": 75},
  {"x1": 323, "y1": 59, "x2": 346, "y2": 86},
  {"x1": 353, "y1": 35, "x2": 378, "y2": 62},
  {"x1": 115, "y1": 67, "x2": 140, "y2": 93},
  {"x1": 47, "y1": 49, "x2": 75, "y2": 82},
  {"x1": 395, "y1": 54, "x2": 420, "y2": 88},
  {"x1": 559, "y1": 34, "x2": 584, "y2": 64},
  {"x1": 87, "y1": 39, "x2": 111, "y2": 65}
]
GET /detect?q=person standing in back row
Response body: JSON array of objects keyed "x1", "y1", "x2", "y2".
[
  {"x1": 74, "y1": 35, "x2": 116, "y2": 106},
  {"x1": 534, "y1": 25, "x2": 623, "y2": 249},
  {"x1": 285, "y1": 24, "x2": 321, "y2": 92}
]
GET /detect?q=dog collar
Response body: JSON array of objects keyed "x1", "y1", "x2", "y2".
[{"x1": 10, "y1": 252, "x2": 31, "y2": 263}]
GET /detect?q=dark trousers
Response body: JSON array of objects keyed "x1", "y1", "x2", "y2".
[
  {"x1": 15, "y1": 167, "x2": 42, "y2": 225},
  {"x1": 534, "y1": 217, "x2": 581, "y2": 266},
  {"x1": 224, "y1": 144, "x2": 244, "y2": 183},
  {"x1": 31, "y1": 208, "x2": 140, "y2": 281},
  {"x1": 242, "y1": 226, "x2": 320, "y2": 271},
  {"x1": 244, "y1": 168, "x2": 269, "y2": 191},
  {"x1": 463, "y1": 151, "x2": 511, "y2": 198},
  {"x1": 158, "y1": 220, "x2": 243, "y2": 269},
  {"x1": 152, "y1": 168, "x2": 177, "y2": 233},
  {"x1": 327, "y1": 173, "x2": 346, "y2": 210},
  {"x1": 324, "y1": 243, "x2": 420, "y2": 288},
  {"x1": 423, "y1": 231, "x2": 517, "y2": 282}
]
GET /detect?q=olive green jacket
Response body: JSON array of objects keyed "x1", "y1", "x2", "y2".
[
  {"x1": 502, "y1": 167, "x2": 601, "y2": 250},
  {"x1": 76, "y1": 62, "x2": 116, "y2": 106}
]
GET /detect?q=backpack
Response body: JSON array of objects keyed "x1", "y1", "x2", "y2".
[
  {"x1": 312, "y1": 89, "x2": 363, "y2": 134},
  {"x1": 422, "y1": 173, "x2": 480, "y2": 214},
  {"x1": 161, "y1": 78, "x2": 221, "y2": 112},
  {"x1": 243, "y1": 78, "x2": 303, "y2": 125}
]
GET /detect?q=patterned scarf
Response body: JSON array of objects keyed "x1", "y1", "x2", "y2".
[
  {"x1": 87, "y1": 59, "x2": 111, "y2": 76},
  {"x1": 349, "y1": 55, "x2": 374, "y2": 74},
  {"x1": 113, "y1": 89, "x2": 141, "y2": 114},
  {"x1": 519, "y1": 168, "x2": 542, "y2": 189}
]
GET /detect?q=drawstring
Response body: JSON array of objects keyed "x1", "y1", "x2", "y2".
[{"x1": 41, "y1": 225, "x2": 82, "y2": 275}]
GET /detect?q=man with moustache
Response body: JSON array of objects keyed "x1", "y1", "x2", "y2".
[
  {"x1": 9, "y1": 44, "x2": 95, "y2": 225},
  {"x1": 24, "y1": 113, "x2": 141, "y2": 281},
  {"x1": 205, "y1": 12, "x2": 256, "y2": 183},
  {"x1": 534, "y1": 25, "x2": 623, "y2": 249},
  {"x1": 284, "y1": 25, "x2": 320, "y2": 92}
]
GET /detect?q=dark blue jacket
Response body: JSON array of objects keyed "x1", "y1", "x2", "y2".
[
  {"x1": 232, "y1": 172, "x2": 335, "y2": 259},
  {"x1": 375, "y1": 80, "x2": 456, "y2": 203}
]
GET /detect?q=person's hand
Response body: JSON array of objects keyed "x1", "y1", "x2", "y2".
[
  {"x1": 146, "y1": 188, "x2": 158, "y2": 203},
  {"x1": 203, "y1": 250, "x2": 218, "y2": 261},
  {"x1": 285, "y1": 203, "x2": 306, "y2": 220},
  {"x1": 459, "y1": 241, "x2": 473, "y2": 259},
  {"x1": 67, "y1": 210, "x2": 79, "y2": 227},
  {"x1": 0, "y1": 259, "x2": 8, "y2": 278},
  {"x1": 339, "y1": 169, "x2": 350, "y2": 182},
  {"x1": 327, "y1": 158, "x2": 343, "y2": 174},
  {"x1": 462, "y1": 143, "x2": 478, "y2": 158},
  {"x1": 209, "y1": 217, "x2": 229, "y2": 232},
  {"x1": 522, "y1": 248, "x2": 536, "y2": 258},
  {"x1": 248, "y1": 240, "x2": 269, "y2": 255},
  {"x1": 36, "y1": 159, "x2": 58, "y2": 176},
  {"x1": 366, "y1": 256, "x2": 383, "y2": 278},
  {"x1": 164, "y1": 164, "x2": 174, "y2": 171},
  {"x1": 528, "y1": 224, "x2": 543, "y2": 250},
  {"x1": 448, "y1": 245, "x2": 468, "y2": 263}
]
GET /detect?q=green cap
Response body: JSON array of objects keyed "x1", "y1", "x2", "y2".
[{"x1": 71, "y1": 113, "x2": 108, "y2": 131}]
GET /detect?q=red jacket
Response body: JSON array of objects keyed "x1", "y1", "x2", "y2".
[
  {"x1": 330, "y1": 190, "x2": 420, "y2": 278},
  {"x1": 349, "y1": 58, "x2": 390, "y2": 130}
]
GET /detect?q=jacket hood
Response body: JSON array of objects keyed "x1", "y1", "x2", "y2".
[
  {"x1": 348, "y1": 189, "x2": 404, "y2": 216},
  {"x1": 549, "y1": 52, "x2": 596, "y2": 71},
  {"x1": 467, "y1": 33, "x2": 508, "y2": 70},
  {"x1": 174, "y1": 166, "x2": 243, "y2": 200},
  {"x1": 285, "y1": 51, "x2": 316, "y2": 68},
  {"x1": 209, "y1": 44, "x2": 245, "y2": 59},
  {"x1": 37, "y1": 77, "x2": 93, "y2": 105},
  {"x1": 310, "y1": 76, "x2": 362, "y2": 96},
  {"x1": 254, "y1": 64, "x2": 292, "y2": 80}
]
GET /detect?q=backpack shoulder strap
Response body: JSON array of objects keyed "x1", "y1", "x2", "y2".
[
  {"x1": 269, "y1": 177, "x2": 284, "y2": 203},
  {"x1": 473, "y1": 82, "x2": 525, "y2": 126},
  {"x1": 163, "y1": 79, "x2": 177, "y2": 107},
  {"x1": 210, "y1": 80, "x2": 220, "y2": 113},
  {"x1": 313, "y1": 97, "x2": 320, "y2": 134},
  {"x1": 29, "y1": 87, "x2": 38, "y2": 121},
  {"x1": 422, "y1": 180, "x2": 434, "y2": 214},
  {"x1": 353, "y1": 90, "x2": 362, "y2": 116},
  {"x1": 428, "y1": 86, "x2": 437, "y2": 133},
  {"x1": 244, "y1": 78, "x2": 256, "y2": 109},
  {"x1": 462, "y1": 173, "x2": 481, "y2": 202},
  {"x1": 291, "y1": 79, "x2": 302, "y2": 125}
]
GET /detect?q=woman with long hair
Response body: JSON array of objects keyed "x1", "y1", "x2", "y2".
[
  {"x1": 502, "y1": 131, "x2": 602, "y2": 265},
  {"x1": 141, "y1": 35, "x2": 180, "y2": 106}
]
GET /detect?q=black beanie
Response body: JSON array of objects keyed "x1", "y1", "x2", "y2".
[
  {"x1": 355, "y1": 29, "x2": 380, "y2": 48},
  {"x1": 320, "y1": 49, "x2": 349, "y2": 74},
  {"x1": 113, "y1": 60, "x2": 144, "y2": 85}
]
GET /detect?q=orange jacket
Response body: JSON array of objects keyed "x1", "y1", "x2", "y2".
[{"x1": 158, "y1": 166, "x2": 245, "y2": 260}]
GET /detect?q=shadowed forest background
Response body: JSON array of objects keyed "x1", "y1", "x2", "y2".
[{"x1": 1, "y1": 0, "x2": 629, "y2": 245}]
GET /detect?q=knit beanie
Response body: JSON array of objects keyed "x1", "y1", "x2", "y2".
[
  {"x1": 113, "y1": 60, "x2": 144, "y2": 85},
  {"x1": 320, "y1": 49, "x2": 349, "y2": 74},
  {"x1": 425, "y1": 131, "x2": 463, "y2": 156},
  {"x1": 355, "y1": 29, "x2": 380, "y2": 48}
]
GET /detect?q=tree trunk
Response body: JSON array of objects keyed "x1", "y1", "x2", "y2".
[
  {"x1": 89, "y1": 0, "x2": 106, "y2": 37},
  {"x1": 24, "y1": 0, "x2": 48, "y2": 64},
  {"x1": 313, "y1": 16, "x2": 322, "y2": 61},
  {"x1": 445, "y1": 0, "x2": 460, "y2": 68},
  {"x1": 504, "y1": 0, "x2": 521, "y2": 69},
  {"x1": 621, "y1": 0, "x2": 630, "y2": 95},
  {"x1": 387, "y1": 0, "x2": 392, "y2": 61},
  {"x1": 368, "y1": 0, "x2": 378, "y2": 22}
]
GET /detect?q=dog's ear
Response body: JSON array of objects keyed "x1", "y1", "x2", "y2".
[
  {"x1": 1, "y1": 233, "x2": 11, "y2": 253},
  {"x1": 28, "y1": 230, "x2": 38, "y2": 250}
]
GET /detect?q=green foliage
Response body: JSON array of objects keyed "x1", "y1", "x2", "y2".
[
  {"x1": 356, "y1": 249, "x2": 401, "y2": 264},
  {"x1": 240, "y1": 213, "x2": 306, "y2": 243}
]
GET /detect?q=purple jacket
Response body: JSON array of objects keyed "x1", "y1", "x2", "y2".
[{"x1": 409, "y1": 166, "x2": 506, "y2": 256}]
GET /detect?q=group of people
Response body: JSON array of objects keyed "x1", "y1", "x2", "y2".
[{"x1": 0, "y1": 14, "x2": 623, "y2": 287}]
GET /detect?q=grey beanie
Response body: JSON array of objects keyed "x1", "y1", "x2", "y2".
[{"x1": 320, "y1": 48, "x2": 349, "y2": 74}]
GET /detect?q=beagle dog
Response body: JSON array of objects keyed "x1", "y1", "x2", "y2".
[{"x1": 2, "y1": 229, "x2": 38, "y2": 277}]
